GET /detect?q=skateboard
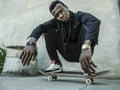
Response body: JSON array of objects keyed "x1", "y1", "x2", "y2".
[{"x1": 39, "y1": 70, "x2": 109, "y2": 85}]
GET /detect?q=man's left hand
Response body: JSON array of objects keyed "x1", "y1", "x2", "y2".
[{"x1": 79, "y1": 48, "x2": 97, "y2": 75}]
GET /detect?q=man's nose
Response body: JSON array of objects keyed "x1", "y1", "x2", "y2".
[{"x1": 59, "y1": 14, "x2": 63, "y2": 18}]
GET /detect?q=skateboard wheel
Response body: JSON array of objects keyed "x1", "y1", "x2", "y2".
[
  {"x1": 48, "y1": 75, "x2": 57, "y2": 81},
  {"x1": 86, "y1": 78, "x2": 93, "y2": 85},
  {"x1": 48, "y1": 76, "x2": 53, "y2": 81}
]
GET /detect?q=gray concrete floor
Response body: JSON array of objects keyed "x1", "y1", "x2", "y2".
[{"x1": 0, "y1": 75, "x2": 120, "y2": 90}]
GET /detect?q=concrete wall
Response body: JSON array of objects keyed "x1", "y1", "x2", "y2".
[
  {"x1": 0, "y1": 0, "x2": 120, "y2": 76},
  {"x1": 118, "y1": 0, "x2": 120, "y2": 10}
]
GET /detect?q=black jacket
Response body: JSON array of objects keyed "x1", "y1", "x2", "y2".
[{"x1": 29, "y1": 11, "x2": 101, "y2": 44}]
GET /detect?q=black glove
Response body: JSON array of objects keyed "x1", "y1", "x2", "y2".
[{"x1": 20, "y1": 44, "x2": 37, "y2": 66}]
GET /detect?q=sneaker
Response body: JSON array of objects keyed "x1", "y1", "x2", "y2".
[{"x1": 44, "y1": 60, "x2": 63, "y2": 73}]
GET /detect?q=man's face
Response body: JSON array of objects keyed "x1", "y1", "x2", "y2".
[{"x1": 51, "y1": 4, "x2": 70, "y2": 22}]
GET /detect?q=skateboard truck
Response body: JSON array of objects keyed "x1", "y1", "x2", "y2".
[
  {"x1": 85, "y1": 73, "x2": 95, "y2": 84},
  {"x1": 85, "y1": 76, "x2": 94, "y2": 85},
  {"x1": 48, "y1": 75, "x2": 57, "y2": 81}
]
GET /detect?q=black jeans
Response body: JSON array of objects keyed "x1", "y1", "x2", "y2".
[{"x1": 44, "y1": 27, "x2": 94, "y2": 64}]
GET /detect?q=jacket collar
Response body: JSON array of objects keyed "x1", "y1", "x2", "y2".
[{"x1": 69, "y1": 11, "x2": 80, "y2": 28}]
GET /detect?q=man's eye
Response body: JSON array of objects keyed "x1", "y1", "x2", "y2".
[{"x1": 59, "y1": 9, "x2": 63, "y2": 13}]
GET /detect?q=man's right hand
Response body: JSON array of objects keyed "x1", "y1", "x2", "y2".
[{"x1": 20, "y1": 45, "x2": 37, "y2": 66}]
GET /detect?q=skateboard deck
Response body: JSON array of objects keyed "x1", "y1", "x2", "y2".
[{"x1": 39, "y1": 70, "x2": 109, "y2": 84}]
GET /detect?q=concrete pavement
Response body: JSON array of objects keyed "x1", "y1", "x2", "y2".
[{"x1": 0, "y1": 75, "x2": 120, "y2": 90}]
